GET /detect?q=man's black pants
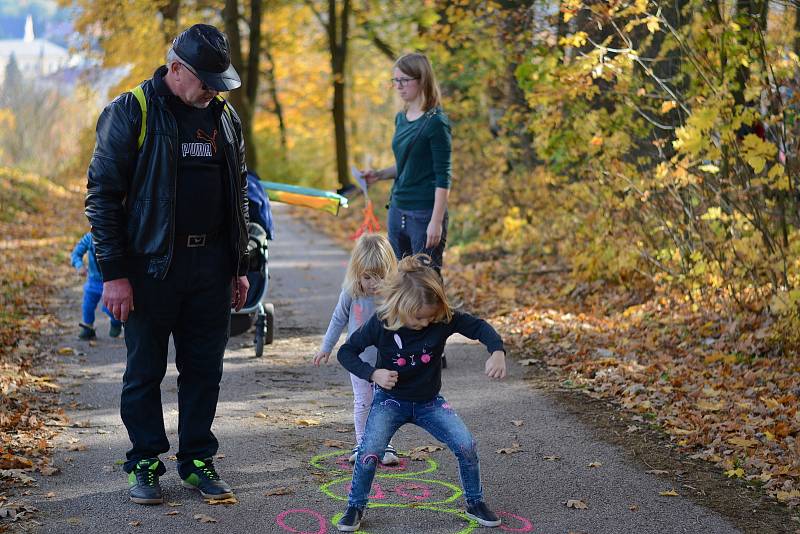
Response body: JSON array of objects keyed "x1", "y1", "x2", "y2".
[{"x1": 121, "y1": 240, "x2": 231, "y2": 474}]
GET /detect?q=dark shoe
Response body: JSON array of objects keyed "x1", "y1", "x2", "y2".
[
  {"x1": 78, "y1": 323, "x2": 96, "y2": 340},
  {"x1": 180, "y1": 458, "x2": 233, "y2": 499},
  {"x1": 336, "y1": 506, "x2": 364, "y2": 532},
  {"x1": 465, "y1": 501, "x2": 501, "y2": 527},
  {"x1": 128, "y1": 458, "x2": 164, "y2": 505},
  {"x1": 109, "y1": 323, "x2": 122, "y2": 338}
]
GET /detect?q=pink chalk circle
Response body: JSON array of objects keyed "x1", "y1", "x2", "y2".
[
  {"x1": 497, "y1": 511, "x2": 534, "y2": 532},
  {"x1": 378, "y1": 457, "x2": 408, "y2": 471},
  {"x1": 335, "y1": 457, "x2": 353, "y2": 471},
  {"x1": 394, "y1": 482, "x2": 432, "y2": 501},
  {"x1": 396, "y1": 358, "x2": 406, "y2": 366},
  {"x1": 421, "y1": 354, "x2": 431, "y2": 363},
  {"x1": 275, "y1": 509, "x2": 328, "y2": 534}
]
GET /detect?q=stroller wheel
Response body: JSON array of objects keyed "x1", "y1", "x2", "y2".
[
  {"x1": 255, "y1": 328, "x2": 264, "y2": 357},
  {"x1": 264, "y1": 302, "x2": 274, "y2": 345}
]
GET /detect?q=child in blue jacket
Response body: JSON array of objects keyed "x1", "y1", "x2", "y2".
[{"x1": 70, "y1": 232, "x2": 122, "y2": 340}]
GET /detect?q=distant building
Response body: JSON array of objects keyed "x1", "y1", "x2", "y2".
[{"x1": 0, "y1": 15, "x2": 71, "y2": 84}]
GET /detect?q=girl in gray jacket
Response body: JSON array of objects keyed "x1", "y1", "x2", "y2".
[{"x1": 314, "y1": 233, "x2": 399, "y2": 464}]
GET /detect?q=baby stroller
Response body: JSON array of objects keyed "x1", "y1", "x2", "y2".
[{"x1": 230, "y1": 171, "x2": 274, "y2": 357}]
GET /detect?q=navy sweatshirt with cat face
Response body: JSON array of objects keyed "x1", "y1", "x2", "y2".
[{"x1": 336, "y1": 311, "x2": 505, "y2": 402}]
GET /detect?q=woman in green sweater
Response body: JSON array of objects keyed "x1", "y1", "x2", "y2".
[{"x1": 364, "y1": 53, "x2": 451, "y2": 273}]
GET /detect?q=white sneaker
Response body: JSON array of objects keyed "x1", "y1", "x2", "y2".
[
  {"x1": 381, "y1": 444, "x2": 399, "y2": 466},
  {"x1": 348, "y1": 446, "x2": 358, "y2": 464}
]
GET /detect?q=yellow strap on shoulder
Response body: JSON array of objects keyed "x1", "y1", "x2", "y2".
[
  {"x1": 130, "y1": 84, "x2": 147, "y2": 150},
  {"x1": 130, "y1": 87, "x2": 230, "y2": 151},
  {"x1": 215, "y1": 94, "x2": 232, "y2": 121}
]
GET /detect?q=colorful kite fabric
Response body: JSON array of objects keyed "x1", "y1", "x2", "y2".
[{"x1": 260, "y1": 181, "x2": 348, "y2": 216}]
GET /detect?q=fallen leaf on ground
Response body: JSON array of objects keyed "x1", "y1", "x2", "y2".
[
  {"x1": 129, "y1": 520, "x2": 141, "y2": 527},
  {"x1": 66, "y1": 444, "x2": 86, "y2": 452},
  {"x1": 564, "y1": 499, "x2": 588, "y2": 509},
  {"x1": 645, "y1": 469, "x2": 669, "y2": 475},
  {"x1": 66, "y1": 517, "x2": 81, "y2": 525},
  {"x1": 497, "y1": 442, "x2": 522, "y2": 454},
  {"x1": 166, "y1": 501, "x2": 182, "y2": 507},
  {"x1": 255, "y1": 412, "x2": 267, "y2": 419},
  {"x1": 264, "y1": 487, "x2": 294, "y2": 496},
  {"x1": 57, "y1": 347, "x2": 75, "y2": 355},
  {"x1": 295, "y1": 418, "x2": 320, "y2": 426},
  {"x1": 510, "y1": 420, "x2": 524, "y2": 427},
  {"x1": 411, "y1": 445, "x2": 443, "y2": 453},
  {"x1": 164, "y1": 510, "x2": 180, "y2": 516},
  {"x1": 40, "y1": 466, "x2": 59, "y2": 476},
  {"x1": 518, "y1": 359, "x2": 541, "y2": 366},
  {"x1": 323, "y1": 439, "x2": 348, "y2": 448},
  {"x1": 334, "y1": 427, "x2": 350, "y2": 433},
  {"x1": 725, "y1": 468, "x2": 745, "y2": 478},
  {"x1": 194, "y1": 513, "x2": 217, "y2": 523},
  {"x1": 659, "y1": 489, "x2": 679, "y2": 496},
  {"x1": 629, "y1": 504, "x2": 639, "y2": 511},
  {"x1": 205, "y1": 496, "x2": 238, "y2": 505},
  {"x1": 727, "y1": 437, "x2": 758, "y2": 448},
  {"x1": 588, "y1": 461, "x2": 602, "y2": 468},
  {"x1": 543, "y1": 455, "x2": 560, "y2": 461}
]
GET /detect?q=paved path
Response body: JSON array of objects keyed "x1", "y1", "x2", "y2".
[{"x1": 29, "y1": 205, "x2": 740, "y2": 533}]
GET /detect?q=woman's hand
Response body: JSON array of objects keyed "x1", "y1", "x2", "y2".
[
  {"x1": 313, "y1": 350, "x2": 331, "y2": 366},
  {"x1": 426, "y1": 218, "x2": 443, "y2": 249},
  {"x1": 363, "y1": 169, "x2": 381, "y2": 185},
  {"x1": 371, "y1": 369, "x2": 399, "y2": 389},
  {"x1": 485, "y1": 350, "x2": 506, "y2": 379}
]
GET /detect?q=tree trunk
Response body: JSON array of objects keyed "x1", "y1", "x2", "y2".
[
  {"x1": 159, "y1": 0, "x2": 180, "y2": 43},
  {"x1": 223, "y1": 0, "x2": 261, "y2": 170},
  {"x1": 329, "y1": 0, "x2": 352, "y2": 190},
  {"x1": 795, "y1": 2, "x2": 800, "y2": 57},
  {"x1": 263, "y1": 35, "x2": 287, "y2": 156}
]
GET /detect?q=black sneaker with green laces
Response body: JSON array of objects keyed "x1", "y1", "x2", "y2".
[
  {"x1": 127, "y1": 458, "x2": 165, "y2": 505},
  {"x1": 180, "y1": 458, "x2": 233, "y2": 499}
]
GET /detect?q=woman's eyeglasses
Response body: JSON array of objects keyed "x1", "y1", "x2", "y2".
[{"x1": 391, "y1": 77, "x2": 419, "y2": 88}]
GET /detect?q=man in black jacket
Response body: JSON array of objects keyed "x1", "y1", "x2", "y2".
[{"x1": 85, "y1": 24, "x2": 250, "y2": 505}]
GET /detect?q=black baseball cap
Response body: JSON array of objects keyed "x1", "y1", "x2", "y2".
[{"x1": 172, "y1": 24, "x2": 241, "y2": 91}]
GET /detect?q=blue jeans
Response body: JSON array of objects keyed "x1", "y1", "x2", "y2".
[
  {"x1": 348, "y1": 387, "x2": 483, "y2": 508},
  {"x1": 82, "y1": 285, "x2": 120, "y2": 327},
  {"x1": 387, "y1": 206, "x2": 448, "y2": 273}
]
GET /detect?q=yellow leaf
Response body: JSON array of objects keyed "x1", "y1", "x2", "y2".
[
  {"x1": 646, "y1": 15, "x2": 659, "y2": 33},
  {"x1": 724, "y1": 468, "x2": 745, "y2": 478},
  {"x1": 590, "y1": 136, "x2": 604, "y2": 147},
  {"x1": 776, "y1": 489, "x2": 800, "y2": 502},
  {"x1": 659, "y1": 489, "x2": 679, "y2": 496},
  {"x1": 696, "y1": 400, "x2": 724, "y2": 411},
  {"x1": 660, "y1": 100, "x2": 677, "y2": 114},
  {"x1": 727, "y1": 436, "x2": 758, "y2": 448},
  {"x1": 295, "y1": 418, "x2": 321, "y2": 426}
]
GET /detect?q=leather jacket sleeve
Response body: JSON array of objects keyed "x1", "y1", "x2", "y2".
[
  {"x1": 228, "y1": 105, "x2": 250, "y2": 277},
  {"x1": 85, "y1": 93, "x2": 140, "y2": 282}
]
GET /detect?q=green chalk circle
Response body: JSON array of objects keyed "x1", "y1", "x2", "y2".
[
  {"x1": 309, "y1": 450, "x2": 439, "y2": 477},
  {"x1": 320, "y1": 475, "x2": 463, "y2": 505}
]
